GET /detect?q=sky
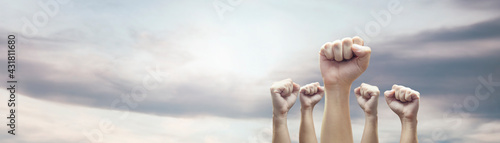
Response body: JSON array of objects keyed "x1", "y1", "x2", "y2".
[{"x1": 0, "y1": 0, "x2": 499, "y2": 142}]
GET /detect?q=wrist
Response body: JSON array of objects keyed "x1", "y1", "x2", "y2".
[
  {"x1": 272, "y1": 109, "x2": 288, "y2": 119},
  {"x1": 364, "y1": 111, "x2": 378, "y2": 119},
  {"x1": 300, "y1": 107, "x2": 314, "y2": 116},
  {"x1": 301, "y1": 106, "x2": 314, "y2": 112},
  {"x1": 324, "y1": 83, "x2": 352, "y2": 90},
  {"x1": 323, "y1": 85, "x2": 351, "y2": 104},
  {"x1": 363, "y1": 108, "x2": 377, "y2": 116},
  {"x1": 324, "y1": 84, "x2": 351, "y2": 96},
  {"x1": 272, "y1": 113, "x2": 288, "y2": 128},
  {"x1": 400, "y1": 117, "x2": 418, "y2": 125}
]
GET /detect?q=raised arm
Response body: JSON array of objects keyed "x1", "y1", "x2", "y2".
[
  {"x1": 270, "y1": 79, "x2": 300, "y2": 143},
  {"x1": 299, "y1": 82, "x2": 325, "y2": 143},
  {"x1": 384, "y1": 84, "x2": 420, "y2": 143},
  {"x1": 354, "y1": 83, "x2": 380, "y2": 143},
  {"x1": 319, "y1": 36, "x2": 372, "y2": 143}
]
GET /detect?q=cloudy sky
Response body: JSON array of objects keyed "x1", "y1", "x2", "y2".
[{"x1": 0, "y1": 0, "x2": 499, "y2": 142}]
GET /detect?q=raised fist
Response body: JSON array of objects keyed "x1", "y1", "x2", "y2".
[
  {"x1": 299, "y1": 82, "x2": 325, "y2": 109},
  {"x1": 354, "y1": 83, "x2": 380, "y2": 115},
  {"x1": 270, "y1": 78, "x2": 300, "y2": 116},
  {"x1": 319, "y1": 36, "x2": 372, "y2": 86},
  {"x1": 384, "y1": 84, "x2": 421, "y2": 119}
]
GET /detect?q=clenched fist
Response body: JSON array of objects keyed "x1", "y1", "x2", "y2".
[
  {"x1": 270, "y1": 79, "x2": 300, "y2": 117},
  {"x1": 299, "y1": 82, "x2": 325, "y2": 109},
  {"x1": 384, "y1": 85, "x2": 421, "y2": 120},
  {"x1": 320, "y1": 36, "x2": 372, "y2": 86},
  {"x1": 354, "y1": 83, "x2": 380, "y2": 115}
]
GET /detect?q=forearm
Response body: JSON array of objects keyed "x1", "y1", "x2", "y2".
[
  {"x1": 400, "y1": 118, "x2": 418, "y2": 143},
  {"x1": 300, "y1": 108, "x2": 318, "y2": 143},
  {"x1": 361, "y1": 114, "x2": 378, "y2": 143},
  {"x1": 320, "y1": 85, "x2": 353, "y2": 143},
  {"x1": 273, "y1": 114, "x2": 291, "y2": 143}
]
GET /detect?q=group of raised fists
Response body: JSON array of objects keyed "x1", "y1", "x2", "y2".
[{"x1": 270, "y1": 37, "x2": 420, "y2": 143}]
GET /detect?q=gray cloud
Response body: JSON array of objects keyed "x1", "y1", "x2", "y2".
[
  {"x1": 14, "y1": 21, "x2": 500, "y2": 121},
  {"x1": 362, "y1": 17, "x2": 500, "y2": 119},
  {"x1": 454, "y1": 0, "x2": 500, "y2": 10},
  {"x1": 406, "y1": 17, "x2": 500, "y2": 43},
  {"x1": 1, "y1": 1, "x2": 499, "y2": 123}
]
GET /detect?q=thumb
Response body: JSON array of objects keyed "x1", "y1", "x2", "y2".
[
  {"x1": 352, "y1": 44, "x2": 372, "y2": 70},
  {"x1": 354, "y1": 87, "x2": 361, "y2": 97},
  {"x1": 292, "y1": 83, "x2": 301, "y2": 95},
  {"x1": 384, "y1": 90, "x2": 395, "y2": 100},
  {"x1": 384, "y1": 90, "x2": 395, "y2": 105},
  {"x1": 317, "y1": 86, "x2": 325, "y2": 96}
]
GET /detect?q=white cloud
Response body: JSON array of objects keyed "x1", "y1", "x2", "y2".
[
  {"x1": 467, "y1": 121, "x2": 500, "y2": 142},
  {"x1": 0, "y1": 89, "x2": 276, "y2": 143}
]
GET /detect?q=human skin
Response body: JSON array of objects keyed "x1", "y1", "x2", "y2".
[
  {"x1": 354, "y1": 83, "x2": 380, "y2": 143},
  {"x1": 384, "y1": 84, "x2": 420, "y2": 143},
  {"x1": 270, "y1": 78, "x2": 300, "y2": 143},
  {"x1": 299, "y1": 82, "x2": 325, "y2": 143},
  {"x1": 319, "y1": 36, "x2": 372, "y2": 143}
]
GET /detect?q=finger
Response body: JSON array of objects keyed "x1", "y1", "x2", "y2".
[
  {"x1": 307, "y1": 86, "x2": 312, "y2": 95},
  {"x1": 413, "y1": 90, "x2": 421, "y2": 100},
  {"x1": 299, "y1": 87, "x2": 306, "y2": 95},
  {"x1": 375, "y1": 86, "x2": 380, "y2": 95},
  {"x1": 351, "y1": 44, "x2": 371, "y2": 69},
  {"x1": 367, "y1": 84, "x2": 380, "y2": 96},
  {"x1": 384, "y1": 90, "x2": 395, "y2": 104},
  {"x1": 353, "y1": 36, "x2": 364, "y2": 46},
  {"x1": 408, "y1": 89, "x2": 420, "y2": 100},
  {"x1": 405, "y1": 89, "x2": 413, "y2": 102},
  {"x1": 369, "y1": 89, "x2": 380, "y2": 97},
  {"x1": 270, "y1": 84, "x2": 284, "y2": 96},
  {"x1": 313, "y1": 83, "x2": 319, "y2": 93},
  {"x1": 364, "y1": 90, "x2": 372, "y2": 99},
  {"x1": 317, "y1": 86, "x2": 325, "y2": 95},
  {"x1": 394, "y1": 88, "x2": 401, "y2": 101},
  {"x1": 399, "y1": 88, "x2": 408, "y2": 102},
  {"x1": 354, "y1": 87, "x2": 361, "y2": 97},
  {"x1": 392, "y1": 84, "x2": 402, "y2": 90},
  {"x1": 275, "y1": 79, "x2": 293, "y2": 96},
  {"x1": 269, "y1": 83, "x2": 278, "y2": 94},
  {"x1": 373, "y1": 88, "x2": 380, "y2": 96},
  {"x1": 323, "y1": 42, "x2": 334, "y2": 60},
  {"x1": 284, "y1": 82, "x2": 292, "y2": 96},
  {"x1": 384, "y1": 90, "x2": 395, "y2": 98},
  {"x1": 360, "y1": 85, "x2": 366, "y2": 97},
  {"x1": 392, "y1": 84, "x2": 403, "y2": 100},
  {"x1": 342, "y1": 38, "x2": 353, "y2": 60},
  {"x1": 292, "y1": 82, "x2": 301, "y2": 94},
  {"x1": 320, "y1": 44, "x2": 327, "y2": 58},
  {"x1": 332, "y1": 40, "x2": 343, "y2": 62},
  {"x1": 308, "y1": 86, "x2": 313, "y2": 95},
  {"x1": 286, "y1": 81, "x2": 294, "y2": 95}
]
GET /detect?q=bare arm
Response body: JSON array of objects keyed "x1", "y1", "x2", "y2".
[
  {"x1": 318, "y1": 36, "x2": 371, "y2": 143},
  {"x1": 300, "y1": 108, "x2": 318, "y2": 143},
  {"x1": 385, "y1": 85, "x2": 420, "y2": 143},
  {"x1": 400, "y1": 118, "x2": 418, "y2": 143},
  {"x1": 361, "y1": 114, "x2": 378, "y2": 143},
  {"x1": 273, "y1": 113, "x2": 291, "y2": 143},
  {"x1": 320, "y1": 86, "x2": 353, "y2": 143},
  {"x1": 270, "y1": 79, "x2": 300, "y2": 143},
  {"x1": 354, "y1": 83, "x2": 380, "y2": 143},
  {"x1": 299, "y1": 83, "x2": 324, "y2": 143}
]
